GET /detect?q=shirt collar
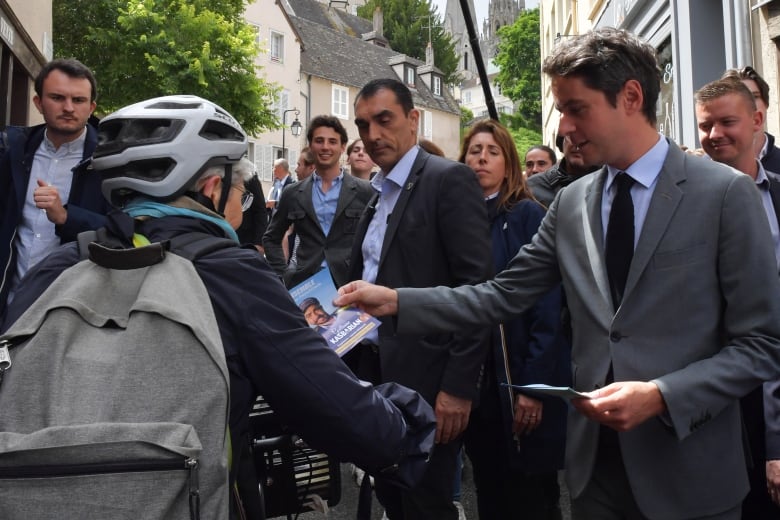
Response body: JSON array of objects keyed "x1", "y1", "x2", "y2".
[
  {"x1": 43, "y1": 126, "x2": 87, "y2": 153},
  {"x1": 313, "y1": 168, "x2": 345, "y2": 184},
  {"x1": 371, "y1": 145, "x2": 420, "y2": 192},
  {"x1": 606, "y1": 133, "x2": 668, "y2": 190},
  {"x1": 759, "y1": 132, "x2": 770, "y2": 160},
  {"x1": 755, "y1": 159, "x2": 771, "y2": 189}
]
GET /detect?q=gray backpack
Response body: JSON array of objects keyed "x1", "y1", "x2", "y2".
[{"x1": 0, "y1": 232, "x2": 234, "y2": 519}]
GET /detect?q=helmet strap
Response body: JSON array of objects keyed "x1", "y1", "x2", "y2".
[{"x1": 217, "y1": 163, "x2": 233, "y2": 216}]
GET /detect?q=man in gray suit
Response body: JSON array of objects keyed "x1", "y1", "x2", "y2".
[{"x1": 336, "y1": 28, "x2": 780, "y2": 520}]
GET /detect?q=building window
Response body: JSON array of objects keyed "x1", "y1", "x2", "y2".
[
  {"x1": 418, "y1": 109, "x2": 432, "y2": 139},
  {"x1": 405, "y1": 66, "x2": 415, "y2": 87},
  {"x1": 270, "y1": 31, "x2": 284, "y2": 63},
  {"x1": 273, "y1": 90, "x2": 290, "y2": 121},
  {"x1": 463, "y1": 91, "x2": 472, "y2": 103},
  {"x1": 433, "y1": 76, "x2": 442, "y2": 96},
  {"x1": 248, "y1": 23, "x2": 261, "y2": 47},
  {"x1": 332, "y1": 85, "x2": 349, "y2": 119}
]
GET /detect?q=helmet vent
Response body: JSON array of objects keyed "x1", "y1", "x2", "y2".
[
  {"x1": 199, "y1": 120, "x2": 245, "y2": 142},
  {"x1": 95, "y1": 118, "x2": 184, "y2": 157}
]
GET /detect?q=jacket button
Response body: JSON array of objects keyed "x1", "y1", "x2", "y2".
[{"x1": 610, "y1": 331, "x2": 622, "y2": 342}]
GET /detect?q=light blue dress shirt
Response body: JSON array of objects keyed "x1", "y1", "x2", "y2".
[
  {"x1": 361, "y1": 145, "x2": 419, "y2": 344},
  {"x1": 11, "y1": 129, "x2": 86, "y2": 296},
  {"x1": 754, "y1": 161, "x2": 780, "y2": 269},
  {"x1": 312, "y1": 169, "x2": 344, "y2": 269},
  {"x1": 602, "y1": 134, "x2": 668, "y2": 249}
]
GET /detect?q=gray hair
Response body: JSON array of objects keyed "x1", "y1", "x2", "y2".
[
  {"x1": 195, "y1": 159, "x2": 253, "y2": 190},
  {"x1": 273, "y1": 158, "x2": 289, "y2": 171}
]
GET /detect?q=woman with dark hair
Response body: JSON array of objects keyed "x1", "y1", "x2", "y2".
[{"x1": 459, "y1": 120, "x2": 570, "y2": 520}]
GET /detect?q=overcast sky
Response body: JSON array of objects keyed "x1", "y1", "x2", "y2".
[{"x1": 431, "y1": 0, "x2": 539, "y2": 29}]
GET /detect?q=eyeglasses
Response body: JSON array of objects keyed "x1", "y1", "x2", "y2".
[{"x1": 232, "y1": 185, "x2": 255, "y2": 212}]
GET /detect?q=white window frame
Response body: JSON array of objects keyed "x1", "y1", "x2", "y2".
[
  {"x1": 405, "y1": 66, "x2": 415, "y2": 86},
  {"x1": 433, "y1": 76, "x2": 441, "y2": 96},
  {"x1": 272, "y1": 90, "x2": 290, "y2": 121},
  {"x1": 270, "y1": 30, "x2": 284, "y2": 63},
  {"x1": 332, "y1": 84, "x2": 349, "y2": 120},
  {"x1": 260, "y1": 144, "x2": 274, "y2": 183},
  {"x1": 418, "y1": 109, "x2": 432, "y2": 139},
  {"x1": 463, "y1": 90, "x2": 472, "y2": 103}
]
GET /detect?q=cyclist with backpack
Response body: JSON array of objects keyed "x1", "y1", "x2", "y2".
[{"x1": 0, "y1": 95, "x2": 435, "y2": 519}]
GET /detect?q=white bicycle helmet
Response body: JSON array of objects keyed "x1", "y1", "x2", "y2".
[{"x1": 94, "y1": 95, "x2": 248, "y2": 206}]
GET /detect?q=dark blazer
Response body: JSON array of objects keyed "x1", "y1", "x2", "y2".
[
  {"x1": 347, "y1": 148, "x2": 492, "y2": 404},
  {"x1": 741, "y1": 168, "x2": 780, "y2": 517},
  {"x1": 263, "y1": 172, "x2": 373, "y2": 288},
  {"x1": 485, "y1": 198, "x2": 570, "y2": 472},
  {"x1": 395, "y1": 144, "x2": 780, "y2": 519},
  {"x1": 762, "y1": 132, "x2": 780, "y2": 174},
  {"x1": 235, "y1": 174, "x2": 267, "y2": 247},
  {"x1": 0, "y1": 123, "x2": 110, "y2": 314}
]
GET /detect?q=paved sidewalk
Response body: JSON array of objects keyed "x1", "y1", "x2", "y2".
[{"x1": 279, "y1": 456, "x2": 571, "y2": 520}]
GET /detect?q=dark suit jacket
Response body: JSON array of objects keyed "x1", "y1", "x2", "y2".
[
  {"x1": 394, "y1": 144, "x2": 780, "y2": 519},
  {"x1": 235, "y1": 174, "x2": 267, "y2": 247},
  {"x1": 263, "y1": 173, "x2": 373, "y2": 288},
  {"x1": 347, "y1": 148, "x2": 492, "y2": 404},
  {"x1": 762, "y1": 132, "x2": 780, "y2": 175}
]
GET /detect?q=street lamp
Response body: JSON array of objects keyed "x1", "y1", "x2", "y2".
[{"x1": 281, "y1": 108, "x2": 302, "y2": 159}]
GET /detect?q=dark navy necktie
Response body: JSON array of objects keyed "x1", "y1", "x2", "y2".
[{"x1": 606, "y1": 172, "x2": 635, "y2": 307}]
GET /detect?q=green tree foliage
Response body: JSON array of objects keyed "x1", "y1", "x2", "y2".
[
  {"x1": 460, "y1": 106, "x2": 474, "y2": 127},
  {"x1": 509, "y1": 125, "x2": 542, "y2": 160},
  {"x1": 494, "y1": 8, "x2": 541, "y2": 131},
  {"x1": 357, "y1": 0, "x2": 459, "y2": 84},
  {"x1": 53, "y1": 0, "x2": 278, "y2": 134}
]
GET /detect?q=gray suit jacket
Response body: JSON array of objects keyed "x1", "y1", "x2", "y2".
[
  {"x1": 395, "y1": 144, "x2": 780, "y2": 519},
  {"x1": 263, "y1": 173, "x2": 373, "y2": 288}
]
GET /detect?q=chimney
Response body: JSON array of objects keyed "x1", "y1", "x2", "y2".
[
  {"x1": 426, "y1": 42, "x2": 434, "y2": 67},
  {"x1": 373, "y1": 6, "x2": 383, "y2": 36},
  {"x1": 362, "y1": 6, "x2": 388, "y2": 47}
]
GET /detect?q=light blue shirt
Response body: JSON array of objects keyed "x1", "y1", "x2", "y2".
[
  {"x1": 754, "y1": 161, "x2": 780, "y2": 269},
  {"x1": 361, "y1": 145, "x2": 419, "y2": 344},
  {"x1": 269, "y1": 175, "x2": 290, "y2": 202},
  {"x1": 11, "y1": 129, "x2": 86, "y2": 294},
  {"x1": 312, "y1": 169, "x2": 344, "y2": 269},
  {"x1": 602, "y1": 134, "x2": 668, "y2": 249}
]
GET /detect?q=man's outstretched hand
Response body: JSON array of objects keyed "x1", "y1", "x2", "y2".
[{"x1": 335, "y1": 281, "x2": 399, "y2": 316}]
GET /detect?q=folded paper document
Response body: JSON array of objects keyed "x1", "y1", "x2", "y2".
[{"x1": 502, "y1": 383, "x2": 591, "y2": 400}]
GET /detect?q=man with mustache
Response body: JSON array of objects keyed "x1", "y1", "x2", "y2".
[{"x1": 0, "y1": 58, "x2": 110, "y2": 316}]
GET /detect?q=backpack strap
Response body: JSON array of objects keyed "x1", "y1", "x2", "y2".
[
  {"x1": 167, "y1": 232, "x2": 237, "y2": 261},
  {"x1": 77, "y1": 229, "x2": 236, "y2": 269}
]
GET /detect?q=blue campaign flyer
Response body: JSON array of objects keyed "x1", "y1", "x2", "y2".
[{"x1": 289, "y1": 269, "x2": 380, "y2": 357}]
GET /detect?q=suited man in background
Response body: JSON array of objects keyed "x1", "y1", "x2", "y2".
[
  {"x1": 721, "y1": 66, "x2": 780, "y2": 173},
  {"x1": 263, "y1": 116, "x2": 373, "y2": 288},
  {"x1": 695, "y1": 77, "x2": 780, "y2": 518},
  {"x1": 348, "y1": 78, "x2": 491, "y2": 519},
  {"x1": 337, "y1": 29, "x2": 780, "y2": 520},
  {"x1": 265, "y1": 158, "x2": 294, "y2": 216}
]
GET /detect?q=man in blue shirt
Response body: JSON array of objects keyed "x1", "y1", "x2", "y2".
[
  {"x1": 0, "y1": 58, "x2": 111, "y2": 315},
  {"x1": 263, "y1": 115, "x2": 373, "y2": 288}
]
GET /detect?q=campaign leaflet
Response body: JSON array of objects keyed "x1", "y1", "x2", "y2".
[{"x1": 289, "y1": 269, "x2": 380, "y2": 357}]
